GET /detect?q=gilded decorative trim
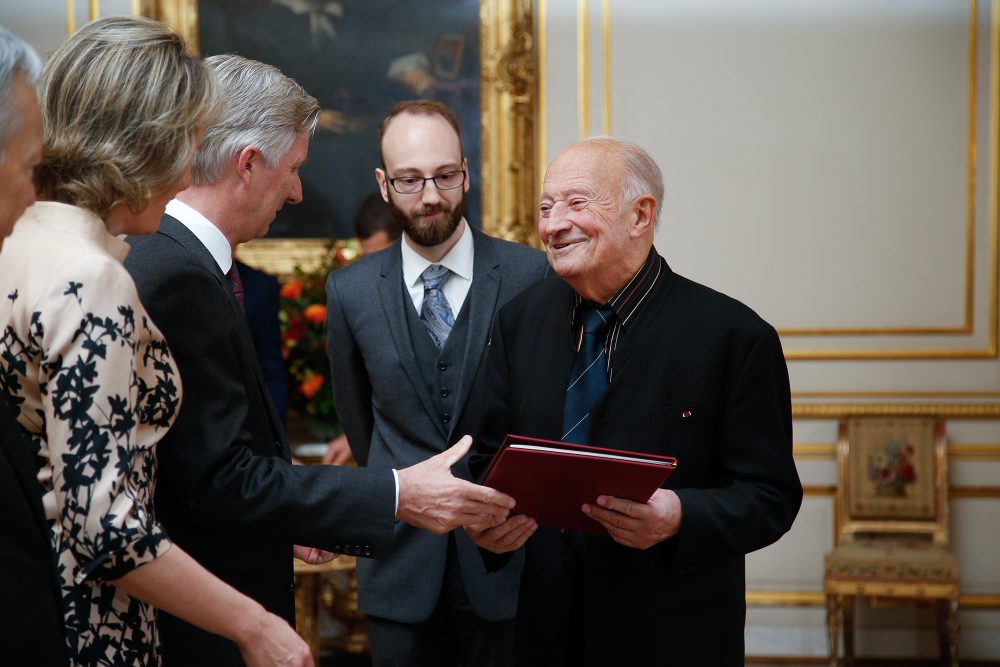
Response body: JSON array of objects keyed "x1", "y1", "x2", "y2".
[
  {"x1": 792, "y1": 403, "x2": 1000, "y2": 418},
  {"x1": 577, "y1": 0, "x2": 589, "y2": 137},
  {"x1": 66, "y1": 0, "x2": 75, "y2": 35},
  {"x1": 746, "y1": 590, "x2": 1000, "y2": 609},
  {"x1": 147, "y1": 0, "x2": 538, "y2": 273},
  {"x1": 794, "y1": 443, "x2": 1000, "y2": 462},
  {"x1": 602, "y1": 0, "x2": 611, "y2": 135},
  {"x1": 793, "y1": 390, "x2": 1000, "y2": 398},
  {"x1": 784, "y1": 344, "x2": 997, "y2": 361},
  {"x1": 479, "y1": 0, "x2": 539, "y2": 247},
  {"x1": 777, "y1": 1, "x2": 979, "y2": 341},
  {"x1": 803, "y1": 484, "x2": 1000, "y2": 499},
  {"x1": 793, "y1": 444, "x2": 836, "y2": 460},
  {"x1": 536, "y1": 0, "x2": 548, "y2": 186},
  {"x1": 89, "y1": 0, "x2": 100, "y2": 21},
  {"x1": 949, "y1": 444, "x2": 1000, "y2": 460},
  {"x1": 780, "y1": 0, "x2": 1000, "y2": 361}
]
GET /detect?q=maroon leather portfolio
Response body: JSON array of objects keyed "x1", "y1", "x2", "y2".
[{"x1": 480, "y1": 434, "x2": 678, "y2": 533}]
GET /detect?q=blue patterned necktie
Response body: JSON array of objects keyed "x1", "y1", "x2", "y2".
[
  {"x1": 420, "y1": 264, "x2": 455, "y2": 350},
  {"x1": 562, "y1": 304, "x2": 614, "y2": 444}
]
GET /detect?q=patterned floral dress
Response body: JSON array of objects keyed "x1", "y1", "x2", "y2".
[{"x1": 0, "y1": 201, "x2": 180, "y2": 666}]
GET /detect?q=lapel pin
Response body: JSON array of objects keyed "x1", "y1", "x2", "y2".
[{"x1": 682, "y1": 410, "x2": 692, "y2": 419}]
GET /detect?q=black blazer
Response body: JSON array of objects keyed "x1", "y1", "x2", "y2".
[
  {"x1": 125, "y1": 216, "x2": 397, "y2": 666},
  {"x1": 472, "y1": 261, "x2": 802, "y2": 667},
  {"x1": 0, "y1": 396, "x2": 66, "y2": 666}
]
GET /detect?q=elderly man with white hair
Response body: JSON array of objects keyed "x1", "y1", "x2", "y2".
[{"x1": 0, "y1": 23, "x2": 65, "y2": 666}]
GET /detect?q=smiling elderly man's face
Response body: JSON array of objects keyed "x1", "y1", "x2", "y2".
[{"x1": 537, "y1": 143, "x2": 634, "y2": 283}]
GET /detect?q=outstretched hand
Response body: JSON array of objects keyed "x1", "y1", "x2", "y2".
[
  {"x1": 582, "y1": 488, "x2": 682, "y2": 549},
  {"x1": 465, "y1": 514, "x2": 537, "y2": 554},
  {"x1": 293, "y1": 545, "x2": 338, "y2": 565},
  {"x1": 396, "y1": 435, "x2": 515, "y2": 534}
]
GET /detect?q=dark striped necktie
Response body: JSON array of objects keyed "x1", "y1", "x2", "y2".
[{"x1": 561, "y1": 304, "x2": 614, "y2": 444}]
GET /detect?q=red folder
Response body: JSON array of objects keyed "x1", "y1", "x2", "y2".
[{"x1": 480, "y1": 434, "x2": 678, "y2": 533}]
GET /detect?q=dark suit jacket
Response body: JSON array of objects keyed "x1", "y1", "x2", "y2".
[
  {"x1": 0, "y1": 396, "x2": 67, "y2": 666},
  {"x1": 125, "y1": 215, "x2": 396, "y2": 666},
  {"x1": 326, "y1": 229, "x2": 547, "y2": 623},
  {"x1": 235, "y1": 260, "x2": 288, "y2": 423},
  {"x1": 471, "y1": 261, "x2": 802, "y2": 667}
]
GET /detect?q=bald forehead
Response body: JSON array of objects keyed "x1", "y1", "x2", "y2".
[
  {"x1": 543, "y1": 143, "x2": 623, "y2": 194},
  {"x1": 381, "y1": 112, "x2": 461, "y2": 159}
]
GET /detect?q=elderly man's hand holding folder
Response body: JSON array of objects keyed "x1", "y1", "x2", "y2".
[{"x1": 465, "y1": 435, "x2": 678, "y2": 552}]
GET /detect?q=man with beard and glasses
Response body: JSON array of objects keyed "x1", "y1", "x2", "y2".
[{"x1": 325, "y1": 99, "x2": 547, "y2": 666}]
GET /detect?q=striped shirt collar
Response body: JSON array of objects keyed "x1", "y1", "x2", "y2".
[
  {"x1": 570, "y1": 248, "x2": 665, "y2": 381},
  {"x1": 571, "y1": 247, "x2": 664, "y2": 328}
]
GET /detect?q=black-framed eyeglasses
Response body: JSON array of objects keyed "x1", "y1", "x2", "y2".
[{"x1": 387, "y1": 170, "x2": 467, "y2": 194}]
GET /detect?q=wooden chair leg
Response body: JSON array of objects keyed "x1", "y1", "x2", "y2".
[
  {"x1": 843, "y1": 596, "x2": 855, "y2": 667},
  {"x1": 938, "y1": 597, "x2": 959, "y2": 667},
  {"x1": 826, "y1": 594, "x2": 840, "y2": 667}
]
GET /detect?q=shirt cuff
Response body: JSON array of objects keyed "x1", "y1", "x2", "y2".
[{"x1": 391, "y1": 468, "x2": 400, "y2": 516}]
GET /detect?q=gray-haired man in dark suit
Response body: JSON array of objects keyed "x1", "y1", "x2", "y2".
[
  {"x1": 0, "y1": 24, "x2": 66, "y2": 666},
  {"x1": 125, "y1": 59, "x2": 515, "y2": 667}
]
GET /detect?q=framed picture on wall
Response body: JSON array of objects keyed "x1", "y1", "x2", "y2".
[
  {"x1": 846, "y1": 417, "x2": 939, "y2": 521},
  {"x1": 143, "y1": 0, "x2": 537, "y2": 274}
]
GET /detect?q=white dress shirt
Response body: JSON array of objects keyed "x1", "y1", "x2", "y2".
[{"x1": 165, "y1": 198, "x2": 233, "y2": 273}]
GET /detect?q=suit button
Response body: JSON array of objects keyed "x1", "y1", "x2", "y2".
[
  {"x1": 440, "y1": 388, "x2": 450, "y2": 397},
  {"x1": 438, "y1": 361, "x2": 448, "y2": 371},
  {"x1": 441, "y1": 412, "x2": 450, "y2": 424}
]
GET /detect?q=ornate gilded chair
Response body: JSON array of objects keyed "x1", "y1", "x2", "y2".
[{"x1": 824, "y1": 417, "x2": 958, "y2": 667}]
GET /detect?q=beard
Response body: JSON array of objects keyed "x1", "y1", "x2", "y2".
[{"x1": 389, "y1": 189, "x2": 465, "y2": 247}]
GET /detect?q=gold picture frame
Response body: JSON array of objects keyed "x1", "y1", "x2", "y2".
[{"x1": 140, "y1": 0, "x2": 538, "y2": 276}]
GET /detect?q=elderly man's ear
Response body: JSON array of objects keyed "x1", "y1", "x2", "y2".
[{"x1": 628, "y1": 195, "x2": 657, "y2": 238}]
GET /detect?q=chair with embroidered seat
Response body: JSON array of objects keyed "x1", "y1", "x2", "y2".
[{"x1": 824, "y1": 417, "x2": 958, "y2": 667}]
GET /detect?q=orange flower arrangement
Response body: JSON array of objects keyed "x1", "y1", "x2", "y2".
[{"x1": 279, "y1": 239, "x2": 360, "y2": 436}]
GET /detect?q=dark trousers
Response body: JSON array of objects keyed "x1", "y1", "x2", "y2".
[{"x1": 365, "y1": 536, "x2": 515, "y2": 667}]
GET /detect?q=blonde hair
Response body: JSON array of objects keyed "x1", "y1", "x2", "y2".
[
  {"x1": 35, "y1": 16, "x2": 221, "y2": 219},
  {"x1": 192, "y1": 54, "x2": 319, "y2": 185}
]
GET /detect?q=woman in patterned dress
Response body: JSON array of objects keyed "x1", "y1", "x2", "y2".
[{"x1": 0, "y1": 16, "x2": 313, "y2": 667}]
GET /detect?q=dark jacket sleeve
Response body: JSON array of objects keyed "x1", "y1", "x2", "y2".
[{"x1": 128, "y1": 246, "x2": 396, "y2": 557}]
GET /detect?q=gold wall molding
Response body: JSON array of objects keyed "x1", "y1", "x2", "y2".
[
  {"x1": 577, "y1": 0, "x2": 589, "y2": 137},
  {"x1": 794, "y1": 443, "x2": 1000, "y2": 462},
  {"x1": 780, "y1": 0, "x2": 1000, "y2": 360},
  {"x1": 146, "y1": 0, "x2": 539, "y2": 274},
  {"x1": 746, "y1": 591, "x2": 1000, "y2": 609},
  {"x1": 536, "y1": 0, "x2": 547, "y2": 185},
  {"x1": 601, "y1": 0, "x2": 611, "y2": 135},
  {"x1": 793, "y1": 390, "x2": 1000, "y2": 398},
  {"x1": 778, "y1": 1, "x2": 981, "y2": 340},
  {"x1": 792, "y1": 403, "x2": 1000, "y2": 419}
]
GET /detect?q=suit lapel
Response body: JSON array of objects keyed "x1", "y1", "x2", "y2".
[
  {"x1": 448, "y1": 231, "x2": 500, "y2": 438},
  {"x1": 157, "y1": 215, "x2": 287, "y2": 444},
  {"x1": 377, "y1": 246, "x2": 444, "y2": 437}
]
